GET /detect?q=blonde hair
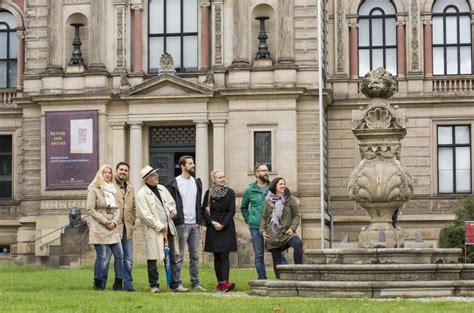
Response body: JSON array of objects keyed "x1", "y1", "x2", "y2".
[
  {"x1": 89, "y1": 164, "x2": 114, "y2": 189},
  {"x1": 210, "y1": 169, "x2": 224, "y2": 184}
]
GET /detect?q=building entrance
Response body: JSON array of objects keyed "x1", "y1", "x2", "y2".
[{"x1": 149, "y1": 126, "x2": 195, "y2": 185}]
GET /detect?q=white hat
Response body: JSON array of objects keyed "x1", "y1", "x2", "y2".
[{"x1": 140, "y1": 165, "x2": 158, "y2": 180}]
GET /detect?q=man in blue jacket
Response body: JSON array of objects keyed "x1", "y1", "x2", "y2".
[
  {"x1": 167, "y1": 155, "x2": 206, "y2": 292},
  {"x1": 240, "y1": 163, "x2": 286, "y2": 279}
]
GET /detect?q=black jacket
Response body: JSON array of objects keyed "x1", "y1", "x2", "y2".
[{"x1": 167, "y1": 176, "x2": 203, "y2": 226}]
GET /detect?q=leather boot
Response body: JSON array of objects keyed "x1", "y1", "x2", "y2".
[
  {"x1": 93, "y1": 279, "x2": 103, "y2": 290},
  {"x1": 112, "y1": 278, "x2": 123, "y2": 291}
]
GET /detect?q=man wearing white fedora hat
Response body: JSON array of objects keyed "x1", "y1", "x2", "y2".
[{"x1": 136, "y1": 165, "x2": 179, "y2": 293}]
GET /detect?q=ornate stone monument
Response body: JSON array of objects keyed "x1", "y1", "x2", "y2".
[
  {"x1": 158, "y1": 52, "x2": 176, "y2": 76},
  {"x1": 348, "y1": 68, "x2": 413, "y2": 248}
]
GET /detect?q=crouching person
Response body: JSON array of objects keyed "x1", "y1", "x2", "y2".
[{"x1": 136, "y1": 165, "x2": 179, "y2": 293}]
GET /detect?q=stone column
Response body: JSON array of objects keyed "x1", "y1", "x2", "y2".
[
  {"x1": 111, "y1": 122, "x2": 126, "y2": 168},
  {"x1": 397, "y1": 20, "x2": 406, "y2": 77},
  {"x1": 129, "y1": 122, "x2": 143, "y2": 192},
  {"x1": 16, "y1": 29, "x2": 25, "y2": 88},
  {"x1": 113, "y1": 0, "x2": 128, "y2": 72},
  {"x1": 200, "y1": 1, "x2": 211, "y2": 70},
  {"x1": 277, "y1": 0, "x2": 294, "y2": 64},
  {"x1": 349, "y1": 21, "x2": 358, "y2": 79},
  {"x1": 212, "y1": 0, "x2": 224, "y2": 69},
  {"x1": 212, "y1": 120, "x2": 226, "y2": 171},
  {"x1": 195, "y1": 120, "x2": 209, "y2": 194},
  {"x1": 89, "y1": 0, "x2": 106, "y2": 71},
  {"x1": 231, "y1": 0, "x2": 249, "y2": 66},
  {"x1": 131, "y1": 4, "x2": 143, "y2": 73},
  {"x1": 424, "y1": 21, "x2": 432, "y2": 76},
  {"x1": 46, "y1": 0, "x2": 63, "y2": 73}
]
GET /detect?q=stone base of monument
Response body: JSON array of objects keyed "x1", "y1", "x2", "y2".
[
  {"x1": 48, "y1": 226, "x2": 92, "y2": 267},
  {"x1": 249, "y1": 248, "x2": 474, "y2": 298}
]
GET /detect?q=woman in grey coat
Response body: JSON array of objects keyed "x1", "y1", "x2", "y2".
[
  {"x1": 87, "y1": 164, "x2": 124, "y2": 290},
  {"x1": 260, "y1": 177, "x2": 303, "y2": 279}
]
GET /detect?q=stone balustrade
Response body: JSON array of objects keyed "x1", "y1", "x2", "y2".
[
  {"x1": 431, "y1": 76, "x2": 474, "y2": 92},
  {"x1": 0, "y1": 89, "x2": 17, "y2": 106}
]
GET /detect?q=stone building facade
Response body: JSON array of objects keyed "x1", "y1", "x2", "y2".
[{"x1": 0, "y1": 0, "x2": 473, "y2": 264}]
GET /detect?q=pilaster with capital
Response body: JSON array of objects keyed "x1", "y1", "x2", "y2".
[
  {"x1": 348, "y1": 18, "x2": 358, "y2": 78},
  {"x1": 231, "y1": 0, "x2": 249, "y2": 66},
  {"x1": 408, "y1": 0, "x2": 422, "y2": 75},
  {"x1": 89, "y1": 0, "x2": 106, "y2": 70},
  {"x1": 335, "y1": 0, "x2": 346, "y2": 75},
  {"x1": 396, "y1": 18, "x2": 407, "y2": 77},
  {"x1": 131, "y1": 4, "x2": 144, "y2": 73},
  {"x1": 46, "y1": 0, "x2": 64, "y2": 73},
  {"x1": 129, "y1": 121, "x2": 143, "y2": 191},
  {"x1": 195, "y1": 120, "x2": 209, "y2": 192},
  {"x1": 111, "y1": 122, "x2": 127, "y2": 168},
  {"x1": 277, "y1": 0, "x2": 295, "y2": 64}
]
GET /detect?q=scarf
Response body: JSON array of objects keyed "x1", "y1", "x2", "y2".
[
  {"x1": 103, "y1": 182, "x2": 117, "y2": 208},
  {"x1": 210, "y1": 185, "x2": 228, "y2": 200},
  {"x1": 266, "y1": 191, "x2": 286, "y2": 235}
]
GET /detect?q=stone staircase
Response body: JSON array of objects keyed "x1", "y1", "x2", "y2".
[{"x1": 249, "y1": 248, "x2": 474, "y2": 298}]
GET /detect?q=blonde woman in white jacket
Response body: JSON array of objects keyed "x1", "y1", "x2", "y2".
[{"x1": 136, "y1": 166, "x2": 179, "y2": 293}]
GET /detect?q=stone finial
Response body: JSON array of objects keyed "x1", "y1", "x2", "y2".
[
  {"x1": 360, "y1": 67, "x2": 397, "y2": 99},
  {"x1": 159, "y1": 52, "x2": 176, "y2": 75},
  {"x1": 120, "y1": 72, "x2": 130, "y2": 90},
  {"x1": 204, "y1": 70, "x2": 214, "y2": 87}
]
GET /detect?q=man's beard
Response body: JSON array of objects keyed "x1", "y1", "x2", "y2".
[
  {"x1": 188, "y1": 167, "x2": 196, "y2": 176},
  {"x1": 258, "y1": 174, "x2": 269, "y2": 182}
]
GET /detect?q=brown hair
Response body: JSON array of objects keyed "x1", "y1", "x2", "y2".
[
  {"x1": 269, "y1": 177, "x2": 291, "y2": 199},
  {"x1": 253, "y1": 162, "x2": 268, "y2": 175},
  {"x1": 178, "y1": 155, "x2": 194, "y2": 168}
]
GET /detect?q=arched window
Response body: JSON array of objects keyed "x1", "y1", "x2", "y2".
[
  {"x1": 432, "y1": 0, "x2": 471, "y2": 75},
  {"x1": 358, "y1": 0, "x2": 397, "y2": 76},
  {"x1": 0, "y1": 10, "x2": 17, "y2": 88},
  {"x1": 148, "y1": 0, "x2": 198, "y2": 74}
]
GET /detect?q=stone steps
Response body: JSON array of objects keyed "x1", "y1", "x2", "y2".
[
  {"x1": 249, "y1": 279, "x2": 474, "y2": 298},
  {"x1": 278, "y1": 264, "x2": 474, "y2": 281}
]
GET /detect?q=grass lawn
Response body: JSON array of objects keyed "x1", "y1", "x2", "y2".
[{"x1": 1, "y1": 263, "x2": 474, "y2": 312}]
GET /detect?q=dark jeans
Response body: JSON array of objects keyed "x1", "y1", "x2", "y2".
[
  {"x1": 213, "y1": 252, "x2": 230, "y2": 282},
  {"x1": 103, "y1": 228, "x2": 133, "y2": 289},
  {"x1": 250, "y1": 227, "x2": 288, "y2": 280},
  {"x1": 269, "y1": 236, "x2": 303, "y2": 279},
  {"x1": 93, "y1": 243, "x2": 123, "y2": 287}
]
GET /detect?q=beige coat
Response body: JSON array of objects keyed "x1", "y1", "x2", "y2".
[
  {"x1": 86, "y1": 186, "x2": 121, "y2": 245},
  {"x1": 114, "y1": 179, "x2": 136, "y2": 239},
  {"x1": 136, "y1": 184, "x2": 179, "y2": 260}
]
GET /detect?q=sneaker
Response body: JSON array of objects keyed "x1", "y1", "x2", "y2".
[
  {"x1": 221, "y1": 281, "x2": 235, "y2": 292},
  {"x1": 172, "y1": 285, "x2": 189, "y2": 292},
  {"x1": 125, "y1": 286, "x2": 137, "y2": 292},
  {"x1": 192, "y1": 285, "x2": 207, "y2": 292},
  {"x1": 150, "y1": 287, "x2": 160, "y2": 293},
  {"x1": 215, "y1": 282, "x2": 224, "y2": 292}
]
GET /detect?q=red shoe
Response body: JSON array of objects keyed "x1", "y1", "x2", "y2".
[
  {"x1": 215, "y1": 282, "x2": 224, "y2": 292},
  {"x1": 221, "y1": 281, "x2": 235, "y2": 292}
]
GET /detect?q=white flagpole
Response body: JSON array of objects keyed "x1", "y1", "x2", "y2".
[{"x1": 317, "y1": 0, "x2": 325, "y2": 249}]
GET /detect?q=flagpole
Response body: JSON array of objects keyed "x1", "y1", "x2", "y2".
[{"x1": 317, "y1": 0, "x2": 325, "y2": 249}]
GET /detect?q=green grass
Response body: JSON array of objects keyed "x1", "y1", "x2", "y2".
[{"x1": 0, "y1": 263, "x2": 473, "y2": 312}]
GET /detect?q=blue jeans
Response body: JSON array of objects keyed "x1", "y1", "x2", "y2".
[
  {"x1": 171, "y1": 224, "x2": 201, "y2": 289},
  {"x1": 250, "y1": 227, "x2": 288, "y2": 280},
  {"x1": 94, "y1": 243, "x2": 123, "y2": 288},
  {"x1": 103, "y1": 229, "x2": 133, "y2": 289}
]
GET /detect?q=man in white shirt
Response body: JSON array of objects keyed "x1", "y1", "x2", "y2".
[{"x1": 166, "y1": 156, "x2": 206, "y2": 292}]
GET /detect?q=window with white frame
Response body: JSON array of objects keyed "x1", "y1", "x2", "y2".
[
  {"x1": 0, "y1": 10, "x2": 17, "y2": 88},
  {"x1": 0, "y1": 135, "x2": 12, "y2": 199},
  {"x1": 437, "y1": 125, "x2": 471, "y2": 194},
  {"x1": 148, "y1": 0, "x2": 198, "y2": 73},
  {"x1": 432, "y1": 0, "x2": 472, "y2": 75},
  {"x1": 358, "y1": 0, "x2": 397, "y2": 77}
]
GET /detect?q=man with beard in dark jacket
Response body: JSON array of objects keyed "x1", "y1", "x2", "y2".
[{"x1": 167, "y1": 155, "x2": 206, "y2": 292}]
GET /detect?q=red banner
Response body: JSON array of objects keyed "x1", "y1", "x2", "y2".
[{"x1": 465, "y1": 221, "x2": 474, "y2": 245}]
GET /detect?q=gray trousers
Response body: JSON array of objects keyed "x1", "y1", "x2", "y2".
[{"x1": 171, "y1": 223, "x2": 201, "y2": 288}]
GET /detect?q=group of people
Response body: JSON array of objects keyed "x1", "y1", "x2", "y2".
[{"x1": 86, "y1": 157, "x2": 303, "y2": 293}]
